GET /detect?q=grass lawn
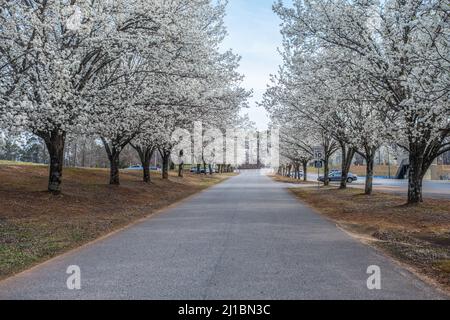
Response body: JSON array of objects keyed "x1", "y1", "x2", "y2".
[
  {"x1": 288, "y1": 185, "x2": 450, "y2": 295},
  {"x1": 0, "y1": 164, "x2": 235, "y2": 280}
]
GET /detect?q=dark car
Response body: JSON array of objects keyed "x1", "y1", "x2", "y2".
[
  {"x1": 128, "y1": 165, "x2": 161, "y2": 171},
  {"x1": 126, "y1": 165, "x2": 143, "y2": 170},
  {"x1": 318, "y1": 171, "x2": 358, "y2": 183},
  {"x1": 190, "y1": 167, "x2": 207, "y2": 174},
  {"x1": 288, "y1": 171, "x2": 304, "y2": 178}
]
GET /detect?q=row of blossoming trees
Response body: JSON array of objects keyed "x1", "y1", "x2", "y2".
[
  {"x1": 0, "y1": 0, "x2": 250, "y2": 194},
  {"x1": 263, "y1": 0, "x2": 449, "y2": 204}
]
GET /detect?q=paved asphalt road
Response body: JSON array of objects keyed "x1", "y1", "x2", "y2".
[
  {"x1": 352, "y1": 178, "x2": 450, "y2": 199},
  {"x1": 306, "y1": 173, "x2": 450, "y2": 199},
  {"x1": 0, "y1": 170, "x2": 445, "y2": 300}
]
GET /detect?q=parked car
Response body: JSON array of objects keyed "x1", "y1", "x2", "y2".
[
  {"x1": 288, "y1": 171, "x2": 304, "y2": 178},
  {"x1": 318, "y1": 171, "x2": 358, "y2": 183},
  {"x1": 127, "y1": 165, "x2": 161, "y2": 171},
  {"x1": 127, "y1": 165, "x2": 143, "y2": 170},
  {"x1": 190, "y1": 166, "x2": 219, "y2": 174},
  {"x1": 190, "y1": 167, "x2": 207, "y2": 174}
]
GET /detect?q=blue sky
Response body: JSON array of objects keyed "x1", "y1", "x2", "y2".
[{"x1": 221, "y1": 0, "x2": 286, "y2": 130}]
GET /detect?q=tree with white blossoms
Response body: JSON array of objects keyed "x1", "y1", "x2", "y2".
[
  {"x1": 0, "y1": 0, "x2": 248, "y2": 191},
  {"x1": 310, "y1": 54, "x2": 388, "y2": 194},
  {"x1": 155, "y1": 71, "x2": 248, "y2": 180},
  {"x1": 86, "y1": 0, "x2": 228, "y2": 185},
  {"x1": 127, "y1": 0, "x2": 249, "y2": 182},
  {"x1": 263, "y1": 51, "x2": 348, "y2": 187},
  {"x1": 197, "y1": 74, "x2": 250, "y2": 175},
  {"x1": 264, "y1": 89, "x2": 340, "y2": 185},
  {"x1": 129, "y1": 76, "x2": 203, "y2": 182},
  {"x1": 90, "y1": 56, "x2": 154, "y2": 185},
  {"x1": 0, "y1": 0, "x2": 166, "y2": 193},
  {"x1": 0, "y1": 1, "x2": 96, "y2": 193},
  {"x1": 130, "y1": 120, "x2": 160, "y2": 183},
  {"x1": 273, "y1": 0, "x2": 450, "y2": 203},
  {"x1": 266, "y1": 33, "x2": 388, "y2": 194},
  {"x1": 130, "y1": 69, "x2": 249, "y2": 182},
  {"x1": 347, "y1": 101, "x2": 387, "y2": 195},
  {"x1": 280, "y1": 124, "x2": 314, "y2": 180}
]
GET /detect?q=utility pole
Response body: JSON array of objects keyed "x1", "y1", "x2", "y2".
[{"x1": 257, "y1": 131, "x2": 261, "y2": 169}]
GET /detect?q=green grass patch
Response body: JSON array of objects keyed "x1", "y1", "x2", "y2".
[{"x1": 0, "y1": 160, "x2": 45, "y2": 166}]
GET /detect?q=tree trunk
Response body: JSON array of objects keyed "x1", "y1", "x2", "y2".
[
  {"x1": 73, "y1": 142, "x2": 78, "y2": 167},
  {"x1": 365, "y1": 153, "x2": 375, "y2": 195},
  {"x1": 143, "y1": 160, "x2": 151, "y2": 183},
  {"x1": 160, "y1": 149, "x2": 171, "y2": 180},
  {"x1": 81, "y1": 137, "x2": 86, "y2": 168},
  {"x1": 302, "y1": 161, "x2": 308, "y2": 181},
  {"x1": 178, "y1": 162, "x2": 184, "y2": 177},
  {"x1": 208, "y1": 164, "x2": 213, "y2": 175},
  {"x1": 196, "y1": 163, "x2": 201, "y2": 174},
  {"x1": 43, "y1": 131, "x2": 66, "y2": 194},
  {"x1": 109, "y1": 152, "x2": 120, "y2": 185},
  {"x1": 101, "y1": 138, "x2": 123, "y2": 185},
  {"x1": 324, "y1": 153, "x2": 330, "y2": 186},
  {"x1": 131, "y1": 144, "x2": 154, "y2": 184},
  {"x1": 340, "y1": 144, "x2": 356, "y2": 189},
  {"x1": 408, "y1": 150, "x2": 424, "y2": 204},
  {"x1": 162, "y1": 158, "x2": 169, "y2": 179}
]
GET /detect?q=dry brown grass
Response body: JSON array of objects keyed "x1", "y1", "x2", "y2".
[
  {"x1": 0, "y1": 165, "x2": 234, "y2": 280},
  {"x1": 270, "y1": 174, "x2": 314, "y2": 185},
  {"x1": 289, "y1": 187, "x2": 450, "y2": 294}
]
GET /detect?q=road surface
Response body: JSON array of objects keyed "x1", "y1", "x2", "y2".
[
  {"x1": 0, "y1": 170, "x2": 445, "y2": 300},
  {"x1": 306, "y1": 173, "x2": 450, "y2": 199}
]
